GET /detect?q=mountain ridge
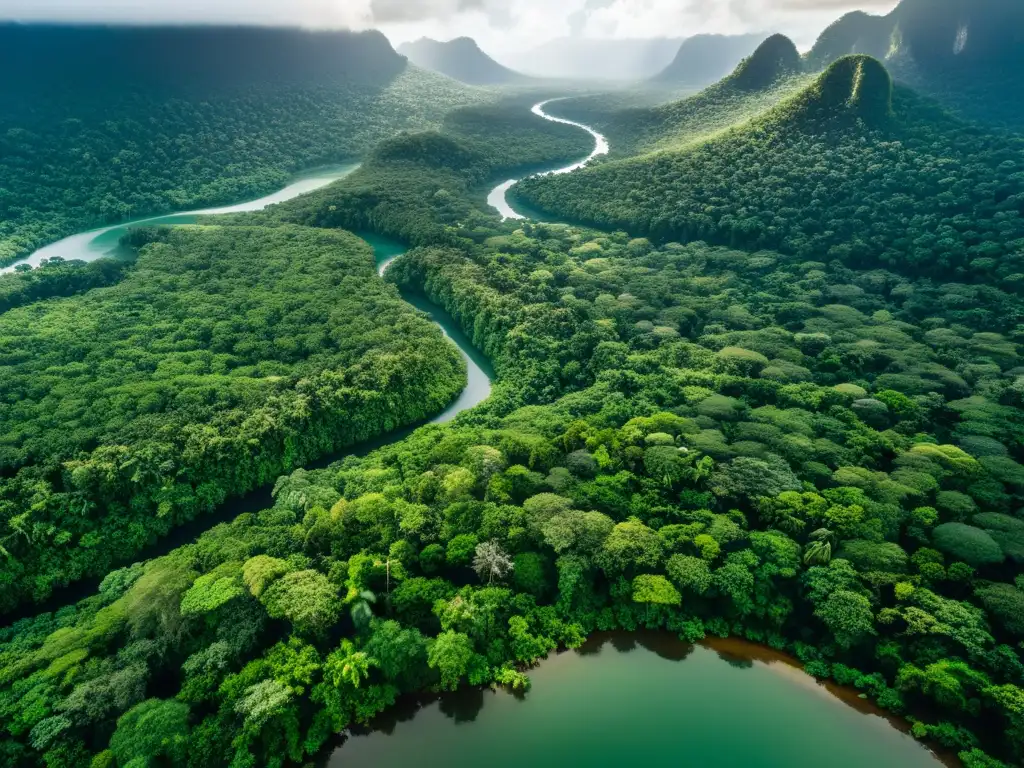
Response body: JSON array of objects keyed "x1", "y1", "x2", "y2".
[
  {"x1": 513, "y1": 54, "x2": 1024, "y2": 284},
  {"x1": 0, "y1": 23, "x2": 406, "y2": 94},
  {"x1": 556, "y1": 34, "x2": 811, "y2": 158},
  {"x1": 806, "y1": 0, "x2": 1024, "y2": 126},
  {"x1": 731, "y1": 34, "x2": 804, "y2": 91},
  {"x1": 398, "y1": 36, "x2": 530, "y2": 85},
  {"x1": 652, "y1": 33, "x2": 772, "y2": 86},
  {"x1": 0, "y1": 24, "x2": 488, "y2": 264}
]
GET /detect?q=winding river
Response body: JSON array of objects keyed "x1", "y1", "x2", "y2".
[
  {"x1": 10, "y1": 102, "x2": 947, "y2": 766},
  {"x1": 7, "y1": 99, "x2": 587, "y2": 618},
  {"x1": 1, "y1": 164, "x2": 360, "y2": 274},
  {"x1": 487, "y1": 98, "x2": 609, "y2": 220}
]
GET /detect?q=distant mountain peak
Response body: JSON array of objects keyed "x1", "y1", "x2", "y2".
[
  {"x1": 730, "y1": 34, "x2": 802, "y2": 90},
  {"x1": 651, "y1": 33, "x2": 770, "y2": 86},
  {"x1": 398, "y1": 36, "x2": 528, "y2": 86},
  {"x1": 811, "y1": 55, "x2": 893, "y2": 122}
]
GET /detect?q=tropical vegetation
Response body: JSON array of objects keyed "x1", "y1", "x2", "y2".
[
  {"x1": 3, "y1": 7, "x2": 1024, "y2": 768},
  {"x1": 0, "y1": 25, "x2": 490, "y2": 266},
  {"x1": 0, "y1": 225, "x2": 465, "y2": 612}
]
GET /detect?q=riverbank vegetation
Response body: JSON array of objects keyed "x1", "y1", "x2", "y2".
[
  {"x1": 0, "y1": 258, "x2": 129, "y2": 316},
  {"x1": 0, "y1": 225, "x2": 466, "y2": 613},
  {"x1": 4, "y1": 12, "x2": 1024, "y2": 768},
  {"x1": 254, "y1": 101, "x2": 595, "y2": 246},
  {"x1": 0, "y1": 25, "x2": 492, "y2": 266},
  {"x1": 5, "y1": 214, "x2": 1024, "y2": 765}
]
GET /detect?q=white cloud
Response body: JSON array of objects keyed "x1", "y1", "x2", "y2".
[
  {"x1": 0, "y1": 0, "x2": 374, "y2": 27},
  {"x1": 577, "y1": 0, "x2": 899, "y2": 48},
  {"x1": 0, "y1": 0, "x2": 901, "y2": 53}
]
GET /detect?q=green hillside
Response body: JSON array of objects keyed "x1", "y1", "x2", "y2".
[
  {"x1": 807, "y1": 0, "x2": 1024, "y2": 128},
  {"x1": 806, "y1": 11, "x2": 899, "y2": 69},
  {"x1": 257, "y1": 99, "x2": 595, "y2": 246},
  {"x1": 398, "y1": 37, "x2": 531, "y2": 86},
  {"x1": 569, "y1": 34, "x2": 812, "y2": 156},
  {"x1": 513, "y1": 55, "x2": 1024, "y2": 283},
  {"x1": 810, "y1": 0, "x2": 1024, "y2": 72},
  {"x1": 730, "y1": 34, "x2": 803, "y2": 91},
  {"x1": 0, "y1": 25, "x2": 490, "y2": 266}
]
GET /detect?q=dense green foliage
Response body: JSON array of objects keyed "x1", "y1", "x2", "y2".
[
  {"x1": 514, "y1": 56, "x2": 1024, "y2": 284},
  {"x1": 0, "y1": 25, "x2": 489, "y2": 265},
  {"x1": 0, "y1": 225, "x2": 465, "y2": 612},
  {"x1": 5, "y1": 12, "x2": 1024, "y2": 768},
  {"x1": 254, "y1": 101, "x2": 594, "y2": 245},
  {"x1": 0, "y1": 259, "x2": 129, "y2": 315},
  {"x1": 5, "y1": 215, "x2": 1024, "y2": 765}
]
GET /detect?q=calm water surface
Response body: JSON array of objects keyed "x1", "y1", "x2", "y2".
[{"x1": 326, "y1": 633, "x2": 945, "y2": 768}]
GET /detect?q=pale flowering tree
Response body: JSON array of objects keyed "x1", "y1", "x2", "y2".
[{"x1": 472, "y1": 540, "x2": 514, "y2": 585}]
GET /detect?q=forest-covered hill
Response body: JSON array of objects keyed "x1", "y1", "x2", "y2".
[
  {"x1": 556, "y1": 34, "x2": 812, "y2": 157},
  {"x1": 398, "y1": 37, "x2": 530, "y2": 86},
  {"x1": 513, "y1": 55, "x2": 1024, "y2": 284},
  {"x1": 807, "y1": 0, "x2": 1024, "y2": 128},
  {"x1": 256, "y1": 99, "x2": 594, "y2": 247},
  {"x1": 810, "y1": 0, "x2": 1024, "y2": 71},
  {"x1": 0, "y1": 25, "x2": 490, "y2": 266}
]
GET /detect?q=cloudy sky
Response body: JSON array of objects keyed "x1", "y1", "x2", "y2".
[{"x1": 0, "y1": 0, "x2": 900, "y2": 54}]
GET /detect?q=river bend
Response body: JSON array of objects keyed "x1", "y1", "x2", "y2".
[
  {"x1": 487, "y1": 98, "x2": 610, "y2": 220},
  {"x1": 10, "y1": 101, "x2": 951, "y2": 768},
  {"x1": 10, "y1": 98, "x2": 600, "y2": 617}
]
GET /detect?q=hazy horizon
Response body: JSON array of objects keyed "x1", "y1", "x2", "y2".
[{"x1": 0, "y1": 0, "x2": 900, "y2": 56}]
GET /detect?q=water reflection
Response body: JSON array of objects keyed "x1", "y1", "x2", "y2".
[
  {"x1": 321, "y1": 631, "x2": 948, "y2": 768},
  {"x1": 580, "y1": 630, "x2": 696, "y2": 662}
]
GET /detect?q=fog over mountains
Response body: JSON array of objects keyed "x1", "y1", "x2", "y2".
[{"x1": 498, "y1": 37, "x2": 686, "y2": 81}]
